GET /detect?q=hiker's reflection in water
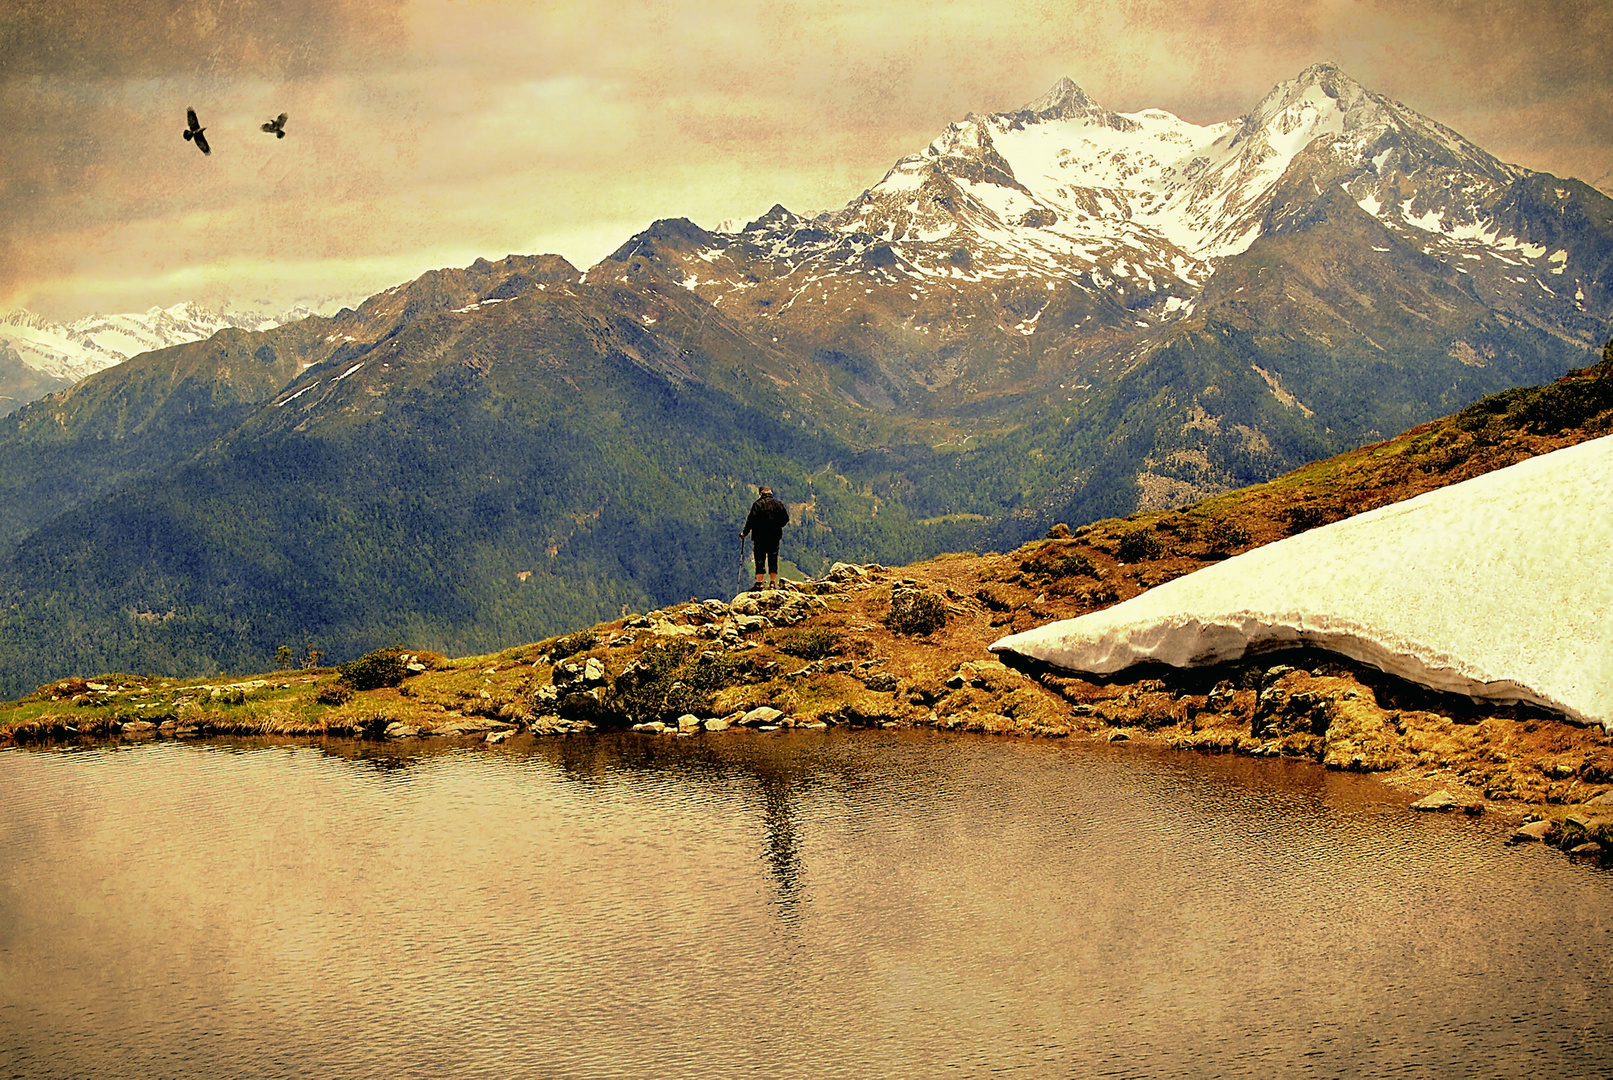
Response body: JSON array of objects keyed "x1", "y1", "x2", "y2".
[{"x1": 759, "y1": 770, "x2": 804, "y2": 921}]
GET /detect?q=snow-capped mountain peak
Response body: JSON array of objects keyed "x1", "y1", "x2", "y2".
[
  {"x1": 1015, "y1": 76, "x2": 1138, "y2": 130},
  {"x1": 603, "y1": 62, "x2": 1607, "y2": 424}
]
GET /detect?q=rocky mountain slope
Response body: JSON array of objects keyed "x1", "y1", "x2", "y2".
[
  {"x1": 0, "y1": 64, "x2": 1609, "y2": 692},
  {"x1": 607, "y1": 64, "x2": 1613, "y2": 509}
]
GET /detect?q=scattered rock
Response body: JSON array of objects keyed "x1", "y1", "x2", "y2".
[
  {"x1": 741, "y1": 706, "x2": 784, "y2": 727},
  {"x1": 383, "y1": 722, "x2": 420, "y2": 739},
  {"x1": 861, "y1": 671, "x2": 899, "y2": 693},
  {"x1": 1410, "y1": 790, "x2": 1458, "y2": 811},
  {"x1": 1509, "y1": 819, "x2": 1554, "y2": 844},
  {"x1": 703, "y1": 718, "x2": 729, "y2": 731}
]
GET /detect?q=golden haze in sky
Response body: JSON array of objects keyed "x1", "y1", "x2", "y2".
[{"x1": 3, "y1": 0, "x2": 1609, "y2": 321}]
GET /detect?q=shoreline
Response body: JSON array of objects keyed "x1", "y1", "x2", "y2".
[{"x1": 5, "y1": 561, "x2": 1609, "y2": 866}]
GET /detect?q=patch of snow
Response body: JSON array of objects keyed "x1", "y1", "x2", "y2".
[
  {"x1": 992, "y1": 435, "x2": 1613, "y2": 731},
  {"x1": 275, "y1": 383, "x2": 316, "y2": 406}
]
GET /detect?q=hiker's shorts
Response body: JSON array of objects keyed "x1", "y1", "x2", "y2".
[{"x1": 754, "y1": 547, "x2": 779, "y2": 574}]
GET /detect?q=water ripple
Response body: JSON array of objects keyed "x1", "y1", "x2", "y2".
[{"x1": 2, "y1": 733, "x2": 1610, "y2": 1078}]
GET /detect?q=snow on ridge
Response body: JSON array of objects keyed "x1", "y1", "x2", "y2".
[
  {"x1": 812, "y1": 63, "x2": 1543, "y2": 283},
  {"x1": 1, "y1": 302, "x2": 309, "y2": 382},
  {"x1": 992, "y1": 434, "x2": 1613, "y2": 732}
]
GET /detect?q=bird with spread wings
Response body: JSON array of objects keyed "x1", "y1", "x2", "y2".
[
  {"x1": 261, "y1": 113, "x2": 288, "y2": 138},
  {"x1": 182, "y1": 107, "x2": 210, "y2": 155}
]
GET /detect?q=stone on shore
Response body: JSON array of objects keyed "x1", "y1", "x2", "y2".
[
  {"x1": 740, "y1": 706, "x2": 784, "y2": 726},
  {"x1": 1410, "y1": 790, "x2": 1458, "y2": 812},
  {"x1": 1509, "y1": 819, "x2": 1554, "y2": 844}
]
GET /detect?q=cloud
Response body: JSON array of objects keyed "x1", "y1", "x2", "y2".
[
  {"x1": 0, "y1": 0, "x2": 407, "y2": 80},
  {"x1": 5, "y1": 0, "x2": 1611, "y2": 321}
]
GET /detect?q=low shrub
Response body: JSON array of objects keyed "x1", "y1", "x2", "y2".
[
  {"x1": 549, "y1": 630, "x2": 597, "y2": 662},
  {"x1": 337, "y1": 647, "x2": 407, "y2": 691},
  {"x1": 974, "y1": 587, "x2": 1012, "y2": 612},
  {"x1": 317, "y1": 682, "x2": 353, "y2": 706},
  {"x1": 1117, "y1": 529, "x2": 1164, "y2": 562},
  {"x1": 885, "y1": 588, "x2": 948, "y2": 636},
  {"x1": 1049, "y1": 552, "x2": 1099, "y2": 579},
  {"x1": 606, "y1": 640, "x2": 702, "y2": 725},
  {"x1": 777, "y1": 627, "x2": 843, "y2": 660},
  {"x1": 1198, "y1": 517, "x2": 1251, "y2": 556}
]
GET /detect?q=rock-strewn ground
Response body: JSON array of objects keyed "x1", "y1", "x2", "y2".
[{"x1": 4, "y1": 354, "x2": 1612, "y2": 863}]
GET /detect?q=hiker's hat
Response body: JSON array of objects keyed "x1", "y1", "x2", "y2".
[{"x1": 759, "y1": 485, "x2": 773, "y2": 495}]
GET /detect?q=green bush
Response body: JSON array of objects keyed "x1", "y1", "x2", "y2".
[
  {"x1": 549, "y1": 630, "x2": 597, "y2": 662},
  {"x1": 885, "y1": 588, "x2": 948, "y2": 636},
  {"x1": 1282, "y1": 504, "x2": 1332, "y2": 536},
  {"x1": 337, "y1": 647, "x2": 407, "y2": 690},
  {"x1": 1198, "y1": 518, "x2": 1251, "y2": 556},
  {"x1": 1049, "y1": 552, "x2": 1099, "y2": 579},
  {"x1": 684, "y1": 651, "x2": 747, "y2": 693},
  {"x1": 1117, "y1": 530, "x2": 1163, "y2": 562},
  {"x1": 606, "y1": 640, "x2": 702, "y2": 725},
  {"x1": 777, "y1": 627, "x2": 843, "y2": 660}
]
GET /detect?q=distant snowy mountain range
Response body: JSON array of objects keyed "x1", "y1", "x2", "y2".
[{"x1": 0, "y1": 302, "x2": 318, "y2": 382}]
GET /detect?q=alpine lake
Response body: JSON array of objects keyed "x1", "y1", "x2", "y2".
[{"x1": 3, "y1": 727, "x2": 1610, "y2": 1079}]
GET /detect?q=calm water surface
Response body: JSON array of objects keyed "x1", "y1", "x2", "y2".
[{"x1": 2, "y1": 730, "x2": 1609, "y2": 1079}]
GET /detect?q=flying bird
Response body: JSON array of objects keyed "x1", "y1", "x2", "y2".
[
  {"x1": 182, "y1": 107, "x2": 210, "y2": 155},
  {"x1": 261, "y1": 113, "x2": 288, "y2": 138}
]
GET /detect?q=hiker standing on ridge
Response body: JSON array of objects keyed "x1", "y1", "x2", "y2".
[{"x1": 741, "y1": 485, "x2": 790, "y2": 591}]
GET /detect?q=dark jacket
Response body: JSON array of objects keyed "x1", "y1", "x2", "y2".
[{"x1": 742, "y1": 495, "x2": 790, "y2": 550}]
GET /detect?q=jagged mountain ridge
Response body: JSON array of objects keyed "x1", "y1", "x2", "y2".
[{"x1": 605, "y1": 63, "x2": 1610, "y2": 446}]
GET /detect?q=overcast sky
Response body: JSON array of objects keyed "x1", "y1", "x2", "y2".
[{"x1": 4, "y1": 0, "x2": 1610, "y2": 322}]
